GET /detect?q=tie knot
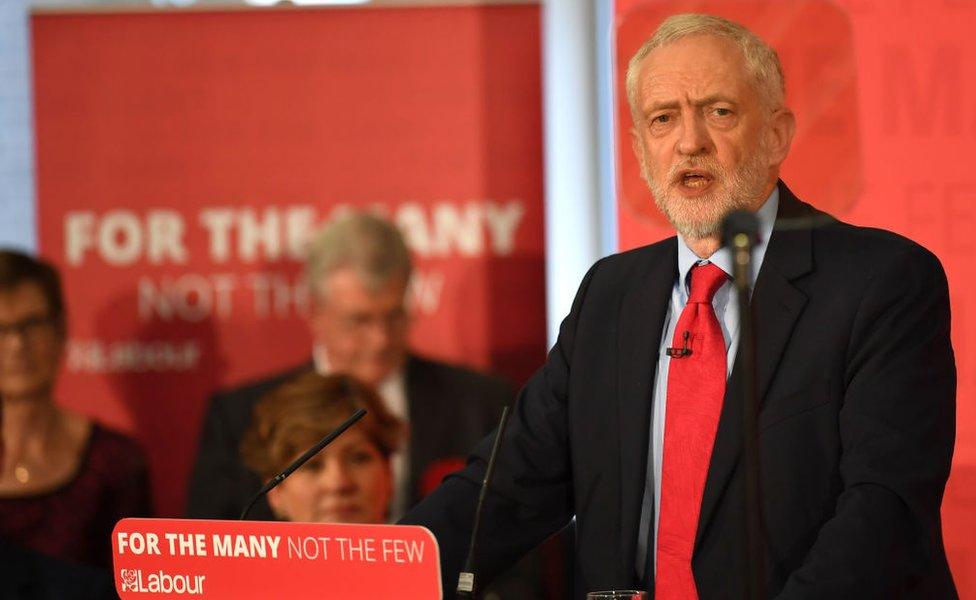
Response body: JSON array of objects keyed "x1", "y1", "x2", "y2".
[{"x1": 687, "y1": 262, "x2": 728, "y2": 303}]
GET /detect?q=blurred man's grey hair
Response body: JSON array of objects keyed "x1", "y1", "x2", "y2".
[{"x1": 305, "y1": 212, "x2": 413, "y2": 300}]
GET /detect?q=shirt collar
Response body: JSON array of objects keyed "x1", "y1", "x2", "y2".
[{"x1": 676, "y1": 185, "x2": 780, "y2": 294}]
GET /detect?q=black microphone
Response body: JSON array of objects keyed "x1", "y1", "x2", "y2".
[
  {"x1": 721, "y1": 209, "x2": 765, "y2": 600},
  {"x1": 722, "y1": 209, "x2": 760, "y2": 251},
  {"x1": 456, "y1": 405, "x2": 512, "y2": 599},
  {"x1": 239, "y1": 407, "x2": 367, "y2": 520}
]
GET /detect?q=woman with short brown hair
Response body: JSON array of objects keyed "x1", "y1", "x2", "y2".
[{"x1": 240, "y1": 371, "x2": 404, "y2": 524}]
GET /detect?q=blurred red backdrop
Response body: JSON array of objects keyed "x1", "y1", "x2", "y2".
[{"x1": 32, "y1": 4, "x2": 545, "y2": 517}]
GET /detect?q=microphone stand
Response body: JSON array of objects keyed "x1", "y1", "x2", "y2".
[
  {"x1": 722, "y1": 211, "x2": 765, "y2": 600},
  {"x1": 457, "y1": 405, "x2": 512, "y2": 599}
]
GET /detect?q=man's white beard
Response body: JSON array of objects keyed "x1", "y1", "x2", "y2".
[{"x1": 646, "y1": 144, "x2": 771, "y2": 241}]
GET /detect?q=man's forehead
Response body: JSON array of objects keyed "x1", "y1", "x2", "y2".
[
  {"x1": 316, "y1": 268, "x2": 407, "y2": 306},
  {"x1": 641, "y1": 33, "x2": 746, "y2": 68},
  {"x1": 636, "y1": 35, "x2": 751, "y2": 105}
]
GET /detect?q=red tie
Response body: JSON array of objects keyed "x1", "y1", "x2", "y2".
[{"x1": 656, "y1": 262, "x2": 729, "y2": 599}]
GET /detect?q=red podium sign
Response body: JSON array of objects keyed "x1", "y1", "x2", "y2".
[{"x1": 112, "y1": 518, "x2": 441, "y2": 599}]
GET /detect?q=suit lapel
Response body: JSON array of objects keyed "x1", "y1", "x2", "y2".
[
  {"x1": 617, "y1": 238, "x2": 677, "y2": 574},
  {"x1": 695, "y1": 184, "x2": 816, "y2": 550}
]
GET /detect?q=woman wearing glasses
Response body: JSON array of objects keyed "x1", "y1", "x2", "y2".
[{"x1": 0, "y1": 249, "x2": 151, "y2": 570}]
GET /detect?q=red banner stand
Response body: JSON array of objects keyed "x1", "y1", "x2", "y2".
[{"x1": 112, "y1": 518, "x2": 442, "y2": 599}]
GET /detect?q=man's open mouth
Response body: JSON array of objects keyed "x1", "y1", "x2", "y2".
[{"x1": 675, "y1": 170, "x2": 714, "y2": 191}]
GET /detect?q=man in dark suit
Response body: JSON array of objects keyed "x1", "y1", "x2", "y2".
[
  {"x1": 401, "y1": 13, "x2": 957, "y2": 599},
  {"x1": 186, "y1": 213, "x2": 512, "y2": 521}
]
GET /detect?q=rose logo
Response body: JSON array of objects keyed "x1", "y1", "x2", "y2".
[{"x1": 120, "y1": 569, "x2": 139, "y2": 591}]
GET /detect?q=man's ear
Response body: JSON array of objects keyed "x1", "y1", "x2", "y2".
[{"x1": 766, "y1": 108, "x2": 796, "y2": 166}]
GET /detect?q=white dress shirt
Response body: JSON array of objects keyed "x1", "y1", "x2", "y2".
[{"x1": 313, "y1": 345, "x2": 410, "y2": 521}]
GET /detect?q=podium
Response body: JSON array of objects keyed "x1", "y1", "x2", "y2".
[{"x1": 112, "y1": 518, "x2": 442, "y2": 599}]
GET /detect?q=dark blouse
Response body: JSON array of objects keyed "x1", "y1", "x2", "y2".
[{"x1": 0, "y1": 424, "x2": 152, "y2": 569}]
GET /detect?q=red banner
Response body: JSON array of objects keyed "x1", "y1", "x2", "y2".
[
  {"x1": 112, "y1": 518, "x2": 440, "y2": 598},
  {"x1": 32, "y1": 5, "x2": 545, "y2": 517},
  {"x1": 615, "y1": 0, "x2": 976, "y2": 594}
]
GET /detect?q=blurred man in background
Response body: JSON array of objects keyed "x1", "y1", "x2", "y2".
[{"x1": 187, "y1": 213, "x2": 512, "y2": 521}]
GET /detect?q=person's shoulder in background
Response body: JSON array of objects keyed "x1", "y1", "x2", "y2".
[
  {"x1": 186, "y1": 361, "x2": 314, "y2": 520},
  {"x1": 207, "y1": 362, "x2": 315, "y2": 430},
  {"x1": 407, "y1": 354, "x2": 514, "y2": 397},
  {"x1": 0, "y1": 537, "x2": 117, "y2": 600},
  {"x1": 405, "y1": 353, "x2": 514, "y2": 417}
]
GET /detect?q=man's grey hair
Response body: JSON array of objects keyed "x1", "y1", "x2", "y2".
[
  {"x1": 305, "y1": 212, "x2": 413, "y2": 299},
  {"x1": 626, "y1": 13, "x2": 786, "y2": 124}
]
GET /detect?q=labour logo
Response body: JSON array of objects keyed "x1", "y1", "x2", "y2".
[{"x1": 120, "y1": 569, "x2": 140, "y2": 591}]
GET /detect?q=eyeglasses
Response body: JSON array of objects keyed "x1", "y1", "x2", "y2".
[
  {"x1": 337, "y1": 309, "x2": 409, "y2": 337},
  {"x1": 0, "y1": 314, "x2": 58, "y2": 340}
]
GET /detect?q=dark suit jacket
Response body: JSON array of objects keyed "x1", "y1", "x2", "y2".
[
  {"x1": 401, "y1": 183, "x2": 957, "y2": 599},
  {"x1": 186, "y1": 354, "x2": 513, "y2": 520}
]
